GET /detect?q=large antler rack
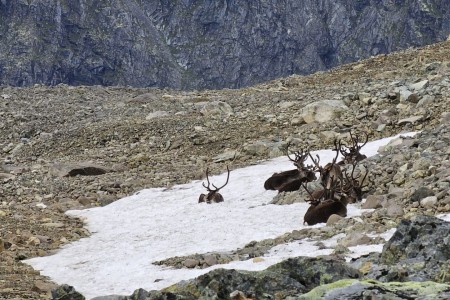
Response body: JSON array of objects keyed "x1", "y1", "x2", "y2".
[
  {"x1": 202, "y1": 166, "x2": 230, "y2": 192},
  {"x1": 199, "y1": 166, "x2": 230, "y2": 204},
  {"x1": 339, "y1": 132, "x2": 369, "y2": 165}
]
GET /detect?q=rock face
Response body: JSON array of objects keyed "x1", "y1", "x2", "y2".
[{"x1": 1, "y1": 0, "x2": 450, "y2": 89}]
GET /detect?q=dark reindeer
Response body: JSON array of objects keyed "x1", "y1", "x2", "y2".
[
  {"x1": 264, "y1": 148, "x2": 316, "y2": 193},
  {"x1": 302, "y1": 177, "x2": 347, "y2": 225},
  {"x1": 339, "y1": 132, "x2": 368, "y2": 165},
  {"x1": 199, "y1": 166, "x2": 230, "y2": 204}
]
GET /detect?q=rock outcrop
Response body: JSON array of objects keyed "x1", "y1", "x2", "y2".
[{"x1": 1, "y1": 0, "x2": 450, "y2": 89}]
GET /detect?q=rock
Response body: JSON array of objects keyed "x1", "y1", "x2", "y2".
[
  {"x1": 362, "y1": 195, "x2": 384, "y2": 209},
  {"x1": 299, "y1": 279, "x2": 450, "y2": 300},
  {"x1": 161, "y1": 256, "x2": 359, "y2": 299},
  {"x1": 213, "y1": 150, "x2": 238, "y2": 163},
  {"x1": 145, "y1": 111, "x2": 169, "y2": 120},
  {"x1": 200, "y1": 101, "x2": 233, "y2": 118},
  {"x1": 385, "y1": 203, "x2": 404, "y2": 218},
  {"x1": 33, "y1": 280, "x2": 58, "y2": 293},
  {"x1": 326, "y1": 214, "x2": 344, "y2": 226},
  {"x1": 380, "y1": 215, "x2": 450, "y2": 281},
  {"x1": 183, "y1": 258, "x2": 199, "y2": 268},
  {"x1": 397, "y1": 115, "x2": 423, "y2": 125},
  {"x1": 242, "y1": 141, "x2": 270, "y2": 156},
  {"x1": 339, "y1": 233, "x2": 373, "y2": 247},
  {"x1": 50, "y1": 163, "x2": 111, "y2": 177},
  {"x1": 299, "y1": 100, "x2": 348, "y2": 124},
  {"x1": 51, "y1": 284, "x2": 85, "y2": 300},
  {"x1": 410, "y1": 187, "x2": 435, "y2": 202},
  {"x1": 230, "y1": 290, "x2": 252, "y2": 300},
  {"x1": 204, "y1": 254, "x2": 218, "y2": 266},
  {"x1": 416, "y1": 94, "x2": 435, "y2": 107},
  {"x1": 441, "y1": 112, "x2": 450, "y2": 124},
  {"x1": 420, "y1": 196, "x2": 438, "y2": 208},
  {"x1": 399, "y1": 90, "x2": 419, "y2": 103},
  {"x1": 409, "y1": 80, "x2": 429, "y2": 91}
]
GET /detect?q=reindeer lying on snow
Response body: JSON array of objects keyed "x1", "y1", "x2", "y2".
[
  {"x1": 301, "y1": 132, "x2": 370, "y2": 225},
  {"x1": 264, "y1": 147, "x2": 316, "y2": 192},
  {"x1": 199, "y1": 166, "x2": 230, "y2": 204}
]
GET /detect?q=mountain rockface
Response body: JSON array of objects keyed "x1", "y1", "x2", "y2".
[{"x1": 1, "y1": 0, "x2": 450, "y2": 89}]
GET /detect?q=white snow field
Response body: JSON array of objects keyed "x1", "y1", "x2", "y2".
[{"x1": 25, "y1": 132, "x2": 419, "y2": 299}]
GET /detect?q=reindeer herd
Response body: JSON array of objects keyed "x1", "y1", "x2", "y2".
[{"x1": 198, "y1": 132, "x2": 370, "y2": 226}]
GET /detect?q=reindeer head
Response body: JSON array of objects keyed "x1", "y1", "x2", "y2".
[
  {"x1": 199, "y1": 166, "x2": 230, "y2": 204},
  {"x1": 341, "y1": 162, "x2": 369, "y2": 203},
  {"x1": 339, "y1": 132, "x2": 368, "y2": 165},
  {"x1": 309, "y1": 145, "x2": 343, "y2": 191},
  {"x1": 287, "y1": 147, "x2": 317, "y2": 182}
]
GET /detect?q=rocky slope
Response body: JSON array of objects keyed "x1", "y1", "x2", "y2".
[
  {"x1": 1, "y1": 40, "x2": 450, "y2": 299},
  {"x1": 1, "y1": 0, "x2": 450, "y2": 89}
]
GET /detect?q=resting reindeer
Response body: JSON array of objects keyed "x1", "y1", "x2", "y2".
[
  {"x1": 264, "y1": 147, "x2": 316, "y2": 192},
  {"x1": 302, "y1": 177, "x2": 347, "y2": 225},
  {"x1": 199, "y1": 166, "x2": 230, "y2": 204},
  {"x1": 309, "y1": 140, "x2": 343, "y2": 191},
  {"x1": 341, "y1": 161, "x2": 369, "y2": 203},
  {"x1": 339, "y1": 132, "x2": 368, "y2": 165}
]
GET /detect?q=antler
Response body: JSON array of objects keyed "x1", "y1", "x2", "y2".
[
  {"x1": 340, "y1": 132, "x2": 369, "y2": 164},
  {"x1": 287, "y1": 145, "x2": 310, "y2": 168},
  {"x1": 342, "y1": 162, "x2": 369, "y2": 202},
  {"x1": 202, "y1": 166, "x2": 230, "y2": 192}
]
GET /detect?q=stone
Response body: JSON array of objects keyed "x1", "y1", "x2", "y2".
[
  {"x1": 409, "y1": 80, "x2": 429, "y2": 91},
  {"x1": 410, "y1": 187, "x2": 435, "y2": 202},
  {"x1": 183, "y1": 258, "x2": 199, "y2": 268},
  {"x1": 200, "y1": 101, "x2": 234, "y2": 118},
  {"x1": 380, "y1": 215, "x2": 450, "y2": 282},
  {"x1": 339, "y1": 233, "x2": 373, "y2": 247},
  {"x1": 299, "y1": 279, "x2": 450, "y2": 300},
  {"x1": 32, "y1": 280, "x2": 58, "y2": 293},
  {"x1": 399, "y1": 90, "x2": 419, "y2": 103},
  {"x1": 385, "y1": 203, "x2": 404, "y2": 218},
  {"x1": 50, "y1": 163, "x2": 111, "y2": 177},
  {"x1": 397, "y1": 116, "x2": 423, "y2": 125},
  {"x1": 204, "y1": 254, "x2": 218, "y2": 266},
  {"x1": 51, "y1": 284, "x2": 85, "y2": 300},
  {"x1": 145, "y1": 110, "x2": 169, "y2": 120},
  {"x1": 416, "y1": 94, "x2": 435, "y2": 107},
  {"x1": 362, "y1": 195, "x2": 384, "y2": 209},
  {"x1": 299, "y1": 100, "x2": 348, "y2": 124},
  {"x1": 420, "y1": 196, "x2": 438, "y2": 208},
  {"x1": 326, "y1": 214, "x2": 344, "y2": 226},
  {"x1": 213, "y1": 150, "x2": 238, "y2": 163}
]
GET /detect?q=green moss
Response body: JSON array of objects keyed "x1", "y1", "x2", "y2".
[
  {"x1": 298, "y1": 279, "x2": 360, "y2": 299},
  {"x1": 299, "y1": 279, "x2": 450, "y2": 300},
  {"x1": 384, "y1": 280, "x2": 450, "y2": 295},
  {"x1": 162, "y1": 282, "x2": 202, "y2": 298}
]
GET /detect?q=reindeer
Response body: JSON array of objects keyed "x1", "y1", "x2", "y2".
[
  {"x1": 309, "y1": 140, "x2": 343, "y2": 191},
  {"x1": 302, "y1": 177, "x2": 347, "y2": 225},
  {"x1": 339, "y1": 132, "x2": 368, "y2": 165},
  {"x1": 341, "y1": 161, "x2": 369, "y2": 203},
  {"x1": 199, "y1": 166, "x2": 230, "y2": 204},
  {"x1": 264, "y1": 147, "x2": 316, "y2": 192}
]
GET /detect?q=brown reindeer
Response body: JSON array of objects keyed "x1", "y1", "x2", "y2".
[
  {"x1": 199, "y1": 166, "x2": 230, "y2": 204},
  {"x1": 309, "y1": 141, "x2": 343, "y2": 191},
  {"x1": 341, "y1": 162, "x2": 369, "y2": 203},
  {"x1": 339, "y1": 132, "x2": 368, "y2": 165},
  {"x1": 302, "y1": 177, "x2": 347, "y2": 225},
  {"x1": 264, "y1": 148, "x2": 316, "y2": 192}
]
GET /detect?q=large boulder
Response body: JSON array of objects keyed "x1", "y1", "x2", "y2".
[{"x1": 299, "y1": 100, "x2": 348, "y2": 124}]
